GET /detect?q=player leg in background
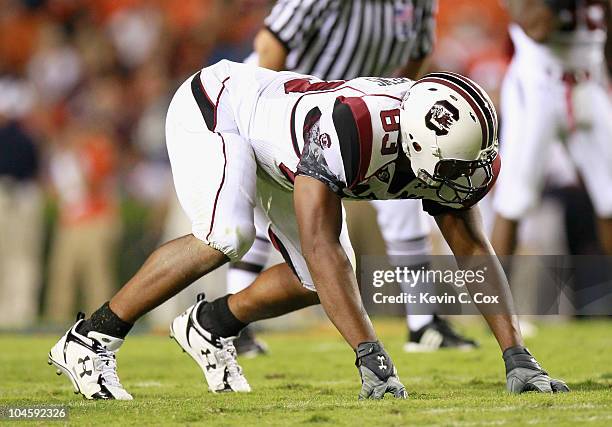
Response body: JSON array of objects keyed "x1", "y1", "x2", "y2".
[
  {"x1": 565, "y1": 75, "x2": 612, "y2": 256},
  {"x1": 564, "y1": 76, "x2": 612, "y2": 313},
  {"x1": 491, "y1": 57, "x2": 560, "y2": 256},
  {"x1": 371, "y1": 199, "x2": 478, "y2": 352},
  {"x1": 491, "y1": 57, "x2": 562, "y2": 338},
  {"x1": 226, "y1": 222, "x2": 271, "y2": 357}
]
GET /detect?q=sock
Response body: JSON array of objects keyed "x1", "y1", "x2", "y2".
[
  {"x1": 77, "y1": 302, "x2": 133, "y2": 339},
  {"x1": 385, "y1": 236, "x2": 431, "y2": 269},
  {"x1": 392, "y1": 260, "x2": 435, "y2": 331},
  {"x1": 227, "y1": 267, "x2": 261, "y2": 295},
  {"x1": 196, "y1": 294, "x2": 247, "y2": 338},
  {"x1": 407, "y1": 314, "x2": 434, "y2": 331}
]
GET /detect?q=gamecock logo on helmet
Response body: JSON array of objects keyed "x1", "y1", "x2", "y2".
[{"x1": 425, "y1": 100, "x2": 459, "y2": 136}]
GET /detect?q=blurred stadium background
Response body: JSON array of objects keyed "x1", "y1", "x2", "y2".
[{"x1": 0, "y1": 0, "x2": 609, "y2": 334}]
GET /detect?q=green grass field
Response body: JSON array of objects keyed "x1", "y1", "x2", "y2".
[{"x1": 1, "y1": 319, "x2": 611, "y2": 426}]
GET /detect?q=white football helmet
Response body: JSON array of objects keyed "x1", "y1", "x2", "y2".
[{"x1": 399, "y1": 72, "x2": 499, "y2": 204}]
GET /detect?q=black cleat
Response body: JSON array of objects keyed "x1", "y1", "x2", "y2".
[
  {"x1": 233, "y1": 326, "x2": 268, "y2": 358},
  {"x1": 404, "y1": 315, "x2": 478, "y2": 352}
]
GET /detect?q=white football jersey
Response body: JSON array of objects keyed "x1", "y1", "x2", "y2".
[{"x1": 216, "y1": 60, "x2": 496, "y2": 215}]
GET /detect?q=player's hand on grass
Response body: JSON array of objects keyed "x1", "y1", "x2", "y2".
[
  {"x1": 503, "y1": 346, "x2": 570, "y2": 393},
  {"x1": 355, "y1": 341, "x2": 408, "y2": 400}
]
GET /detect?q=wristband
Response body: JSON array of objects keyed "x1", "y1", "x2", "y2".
[{"x1": 502, "y1": 346, "x2": 547, "y2": 375}]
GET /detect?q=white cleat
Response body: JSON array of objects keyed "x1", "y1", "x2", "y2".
[
  {"x1": 48, "y1": 313, "x2": 133, "y2": 400},
  {"x1": 170, "y1": 294, "x2": 251, "y2": 393}
]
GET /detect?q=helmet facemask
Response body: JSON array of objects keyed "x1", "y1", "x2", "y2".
[{"x1": 417, "y1": 148, "x2": 497, "y2": 204}]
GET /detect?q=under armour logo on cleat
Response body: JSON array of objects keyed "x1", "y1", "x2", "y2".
[
  {"x1": 201, "y1": 349, "x2": 217, "y2": 371},
  {"x1": 78, "y1": 356, "x2": 93, "y2": 377},
  {"x1": 377, "y1": 355, "x2": 388, "y2": 371}
]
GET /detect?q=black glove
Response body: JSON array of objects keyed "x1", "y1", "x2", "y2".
[
  {"x1": 355, "y1": 341, "x2": 408, "y2": 399},
  {"x1": 503, "y1": 346, "x2": 570, "y2": 393}
]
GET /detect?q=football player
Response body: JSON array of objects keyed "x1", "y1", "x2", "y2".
[
  {"x1": 492, "y1": 0, "x2": 612, "y2": 256},
  {"x1": 48, "y1": 61, "x2": 568, "y2": 399},
  {"x1": 228, "y1": 0, "x2": 477, "y2": 356}
]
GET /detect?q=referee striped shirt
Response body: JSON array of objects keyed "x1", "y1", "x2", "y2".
[{"x1": 263, "y1": 0, "x2": 437, "y2": 80}]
